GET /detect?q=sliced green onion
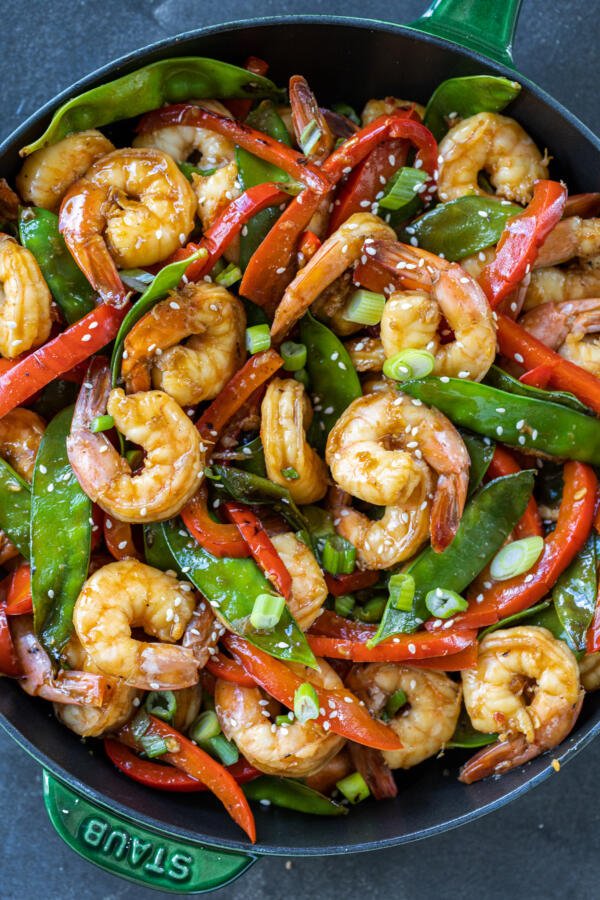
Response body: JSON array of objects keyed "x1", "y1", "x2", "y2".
[
  {"x1": 425, "y1": 588, "x2": 468, "y2": 619},
  {"x1": 379, "y1": 166, "x2": 428, "y2": 212},
  {"x1": 126, "y1": 448, "x2": 143, "y2": 470},
  {"x1": 344, "y1": 289, "x2": 386, "y2": 326},
  {"x1": 280, "y1": 466, "x2": 299, "y2": 480},
  {"x1": 490, "y1": 536, "x2": 545, "y2": 581},
  {"x1": 388, "y1": 573, "x2": 416, "y2": 612},
  {"x1": 383, "y1": 349, "x2": 435, "y2": 382},
  {"x1": 203, "y1": 734, "x2": 239, "y2": 767},
  {"x1": 145, "y1": 690, "x2": 177, "y2": 722},
  {"x1": 189, "y1": 710, "x2": 221, "y2": 744},
  {"x1": 294, "y1": 682, "x2": 320, "y2": 723},
  {"x1": 336, "y1": 772, "x2": 370, "y2": 804},
  {"x1": 294, "y1": 368, "x2": 310, "y2": 388},
  {"x1": 322, "y1": 535, "x2": 356, "y2": 575},
  {"x1": 90, "y1": 414, "x2": 114, "y2": 433},
  {"x1": 215, "y1": 262, "x2": 242, "y2": 288},
  {"x1": 281, "y1": 340, "x2": 307, "y2": 372},
  {"x1": 334, "y1": 594, "x2": 355, "y2": 618},
  {"x1": 130, "y1": 710, "x2": 151, "y2": 742},
  {"x1": 385, "y1": 689, "x2": 408, "y2": 719},
  {"x1": 354, "y1": 595, "x2": 387, "y2": 623},
  {"x1": 250, "y1": 593, "x2": 286, "y2": 630},
  {"x1": 275, "y1": 713, "x2": 294, "y2": 727},
  {"x1": 245, "y1": 324, "x2": 271, "y2": 355},
  {"x1": 140, "y1": 734, "x2": 169, "y2": 758},
  {"x1": 300, "y1": 118, "x2": 322, "y2": 156},
  {"x1": 119, "y1": 268, "x2": 155, "y2": 292}
]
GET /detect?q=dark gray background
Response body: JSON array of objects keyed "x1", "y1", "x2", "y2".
[{"x1": 1, "y1": 1, "x2": 598, "y2": 898}]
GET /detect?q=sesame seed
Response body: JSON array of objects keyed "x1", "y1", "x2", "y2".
[
  {"x1": 118, "y1": 540, "x2": 127, "y2": 550},
  {"x1": 81, "y1": 334, "x2": 92, "y2": 342},
  {"x1": 514, "y1": 353, "x2": 524, "y2": 364}
]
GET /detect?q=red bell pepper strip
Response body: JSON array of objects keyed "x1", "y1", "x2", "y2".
[
  {"x1": 205, "y1": 652, "x2": 256, "y2": 687},
  {"x1": 306, "y1": 631, "x2": 477, "y2": 663},
  {"x1": 104, "y1": 739, "x2": 259, "y2": 792},
  {"x1": 103, "y1": 515, "x2": 141, "y2": 561},
  {"x1": 496, "y1": 313, "x2": 600, "y2": 416},
  {"x1": 486, "y1": 446, "x2": 543, "y2": 539},
  {"x1": 5, "y1": 562, "x2": 33, "y2": 615},
  {"x1": 298, "y1": 229, "x2": 322, "y2": 264},
  {"x1": 586, "y1": 593, "x2": 600, "y2": 653},
  {"x1": 457, "y1": 461, "x2": 597, "y2": 628},
  {"x1": 0, "y1": 303, "x2": 129, "y2": 418},
  {"x1": 518, "y1": 363, "x2": 554, "y2": 388},
  {"x1": 479, "y1": 180, "x2": 567, "y2": 309},
  {"x1": 224, "y1": 633, "x2": 402, "y2": 752},
  {"x1": 324, "y1": 570, "x2": 379, "y2": 597},
  {"x1": 224, "y1": 56, "x2": 270, "y2": 120},
  {"x1": 181, "y1": 486, "x2": 250, "y2": 559},
  {"x1": 0, "y1": 605, "x2": 21, "y2": 676},
  {"x1": 223, "y1": 502, "x2": 292, "y2": 599},
  {"x1": 119, "y1": 715, "x2": 256, "y2": 842}
]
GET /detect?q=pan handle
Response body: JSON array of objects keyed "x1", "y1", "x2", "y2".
[
  {"x1": 409, "y1": 0, "x2": 523, "y2": 67},
  {"x1": 42, "y1": 769, "x2": 256, "y2": 893}
]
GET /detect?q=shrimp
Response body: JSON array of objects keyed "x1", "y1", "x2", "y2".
[
  {"x1": 271, "y1": 213, "x2": 396, "y2": 342},
  {"x1": 326, "y1": 389, "x2": 470, "y2": 562},
  {"x1": 260, "y1": 378, "x2": 328, "y2": 504},
  {"x1": 73, "y1": 559, "x2": 199, "y2": 689},
  {"x1": 122, "y1": 281, "x2": 246, "y2": 404},
  {"x1": 215, "y1": 658, "x2": 345, "y2": 777},
  {"x1": 437, "y1": 112, "x2": 548, "y2": 205},
  {"x1": 16, "y1": 129, "x2": 115, "y2": 212},
  {"x1": 0, "y1": 235, "x2": 52, "y2": 358},
  {"x1": 361, "y1": 97, "x2": 426, "y2": 125},
  {"x1": 67, "y1": 359, "x2": 204, "y2": 523},
  {"x1": 524, "y1": 261, "x2": 600, "y2": 310},
  {"x1": 460, "y1": 626, "x2": 583, "y2": 783},
  {"x1": 519, "y1": 298, "x2": 600, "y2": 375},
  {"x1": 182, "y1": 599, "x2": 223, "y2": 669},
  {"x1": 347, "y1": 663, "x2": 461, "y2": 769},
  {"x1": 0, "y1": 408, "x2": 45, "y2": 563},
  {"x1": 345, "y1": 335, "x2": 386, "y2": 372},
  {"x1": 59, "y1": 147, "x2": 196, "y2": 303},
  {"x1": 534, "y1": 217, "x2": 600, "y2": 269},
  {"x1": 269, "y1": 532, "x2": 327, "y2": 630},
  {"x1": 579, "y1": 652, "x2": 600, "y2": 692}
]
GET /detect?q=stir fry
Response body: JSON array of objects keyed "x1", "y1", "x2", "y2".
[{"x1": 2, "y1": 55, "x2": 600, "y2": 841}]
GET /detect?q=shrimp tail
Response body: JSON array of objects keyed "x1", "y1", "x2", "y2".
[{"x1": 430, "y1": 470, "x2": 468, "y2": 553}]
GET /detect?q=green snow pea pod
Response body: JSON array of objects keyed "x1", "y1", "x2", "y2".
[
  {"x1": 30, "y1": 406, "x2": 91, "y2": 662},
  {"x1": 521, "y1": 603, "x2": 582, "y2": 657},
  {"x1": 243, "y1": 777, "x2": 348, "y2": 816},
  {"x1": 370, "y1": 471, "x2": 534, "y2": 638},
  {"x1": 299, "y1": 312, "x2": 361, "y2": 452},
  {"x1": 22, "y1": 58, "x2": 284, "y2": 155},
  {"x1": 478, "y1": 600, "x2": 551, "y2": 639},
  {"x1": 485, "y1": 365, "x2": 591, "y2": 415},
  {"x1": 446, "y1": 710, "x2": 497, "y2": 749},
  {"x1": 398, "y1": 196, "x2": 521, "y2": 260},
  {"x1": 208, "y1": 465, "x2": 309, "y2": 536},
  {"x1": 234, "y1": 435, "x2": 266, "y2": 477},
  {"x1": 161, "y1": 518, "x2": 316, "y2": 667},
  {"x1": 401, "y1": 377, "x2": 600, "y2": 464},
  {"x1": 0, "y1": 458, "x2": 31, "y2": 558},
  {"x1": 460, "y1": 431, "x2": 494, "y2": 495},
  {"x1": 18, "y1": 207, "x2": 96, "y2": 324},
  {"x1": 143, "y1": 522, "x2": 179, "y2": 572},
  {"x1": 423, "y1": 75, "x2": 521, "y2": 141},
  {"x1": 553, "y1": 535, "x2": 597, "y2": 653},
  {"x1": 30, "y1": 379, "x2": 79, "y2": 422}
]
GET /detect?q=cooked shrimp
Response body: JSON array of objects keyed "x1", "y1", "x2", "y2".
[
  {"x1": 122, "y1": 281, "x2": 246, "y2": 404},
  {"x1": 0, "y1": 235, "x2": 52, "y2": 358},
  {"x1": 344, "y1": 335, "x2": 386, "y2": 372},
  {"x1": 271, "y1": 213, "x2": 396, "y2": 342},
  {"x1": 0, "y1": 408, "x2": 45, "y2": 563},
  {"x1": 437, "y1": 112, "x2": 548, "y2": 205},
  {"x1": 269, "y1": 532, "x2": 327, "y2": 629},
  {"x1": 519, "y1": 298, "x2": 600, "y2": 375},
  {"x1": 524, "y1": 260, "x2": 600, "y2": 309},
  {"x1": 361, "y1": 97, "x2": 426, "y2": 125},
  {"x1": 347, "y1": 663, "x2": 461, "y2": 768},
  {"x1": 67, "y1": 359, "x2": 204, "y2": 523},
  {"x1": 73, "y1": 559, "x2": 199, "y2": 689},
  {"x1": 182, "y1": 599, "x2": 223, "y2": 669},
  {"x1": 579, "y1": 652, "x2": 600, "y2": 692},
  {"x1": 59, "y1": 147, "x2": 196, "y2": 303},
  {"x1": 260, "y1": 378, "x2": 328, "y2": 504},
  {"x1": 460, "y1": 626, "x2": 583, "y2": 783},
  {"x1": 535, "y1": 216, "x2": 600, "y2": 269},
  {"x1": 215, "y1": 658, "x2": 345, "y2": 777},
  {"x1": 326, "y1": 390, "x2": 470, "y2": 561},
  {"x1": 17, "y1": 129, "x2": 115, "y2": 212},
  {"x1": 304, "y1": 748, "x2": 353, "y2": 794}
]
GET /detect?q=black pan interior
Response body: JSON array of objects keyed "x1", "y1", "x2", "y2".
[{"x1": 1, "y1": 16, "x2": 599, "y2": 856}]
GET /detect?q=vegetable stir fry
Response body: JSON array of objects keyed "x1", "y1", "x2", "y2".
[{"x1": 3, "y1": 55, "x2": 600, "y2": 842}]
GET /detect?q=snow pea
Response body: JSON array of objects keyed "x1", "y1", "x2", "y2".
[
  {"x1": 243, "y1": 777, "x2": 348, "y2": 816},
  {"x1": 553, "y1": 535, "x2": 597, "y2": 653},
  {"x1": 485, "y1": 365, "x2": 591, "y2": 415},
  {"x1": 235, "y1": 436, "x2": 267, "y2": 477},
  {"x1": 460, "y1": 431, "x2": 494, "y2": 495},
  {"x1": 447, "y1": 710, "x2": 497, "y2": 749},
  {"x1": 423, "y1": 75, "x2": 521, "y2": 141},
  {"x1": 208, "y1": 465, "x2": 309, "y2": 536},
  {"x1": 478, "y1": 600, "x2": 551, "y2": 639},
  {"x1": 30, "y1": 379, "x2": 79, "y2": 421},
  {"x1": 299, "y1": 312, "x2": 362, "y2": 452},
  {"x1": 522, "y1": 603, "x2": 581, "y2": 656},
  {"x1": 144, "y1": 522, "x2": 178, "y2": 572},
  {"x1": 401, "y1": 377, "x2": 600, "y2": 464},
  {"x1": 22, "y1": 57, "x2": 283, "y2": 155},
  {"x1": 0, "y1": 458, "x2": 31, "y2": 558},
  {"x1": 18, "y1": 207, "x2": 96, "y2": 324},
  {"x1": 161, "y1": 518, "x2": 316, "y2": 667},
  {"x1": 30, "y1": 406, "x2": 91, "y2": 662},
  {"x1": 372, "y1": 471, "x2": 534, "y2": 638},
  {"x1": 398, "y1": 196, "x2": 521, "y2": 260}
]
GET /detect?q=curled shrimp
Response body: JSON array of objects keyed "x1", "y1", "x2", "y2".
[
  {"x1": 347, "y1": 663, "x2": 461, "y2": 768},
  {"x1": 271, "y1": 213, "x2": 396, "y2": 342},
  {"x1": 437, "y1": 112, "x2": 548, "y2": 205},
  {"x1": 59, "y1": 147, "x2": 196, "y2": 303},
  {"x1": 215, "y1": 658, "x2": 345, "y2": 777},
  {"x1": 519, "y1": 298, "x2": 600, "y2": 375},
  {"x1": 269, "y1": 532, "x2": 327, "y2": 630},
  {"x1": 345, "y1": 335, "x2": 386, "y2": 372},
  {"x1": 326, "y1": 389, "x2": 470, "y2": 563},
  {"x1": 16, "y1": 129, "x2": 114, "y2": 212},
  {"x1": 260, "y1": 378, "x2": 328, "y2": 504},
  {"x1": 361, "y1": 97, "x2": 426, "y2": 125},
  {"x1": 122, "y1": 281, "x2": 246, "y2": 404},
  {"x1": 182, "y1": 599, "x2": 223, "y2": 669},
  {"x1": 524, "y1": 260, "x2": 600, "y2": 310},
  {"x1": 0, "y1": 234, "x2": 52, "y2": 358},
  {"x1": 579, "y1": 652, "x2": 600, "y2": 691},
  {"x1": 460, "y1": 626, "x2": 583, "y2": 783},
  {"x1": 73, "y1": 559, "x2": 199, "y2": 689},
  {"x1": 67, "y1": 359, "x2": 204, "y2": 523},
  {"x1": 0, "y1": 408, "x2": 45, "y2": 563},
  {"x1": 534, "y1": 216, "x2": 600, "y2": 269}
]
